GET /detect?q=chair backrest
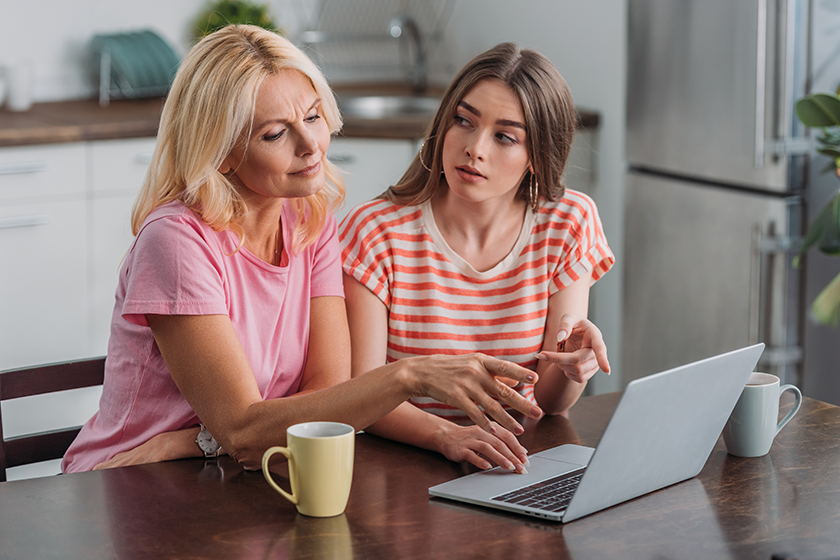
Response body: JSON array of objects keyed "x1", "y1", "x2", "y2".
[{"x1": 0, "y1": 357, "x2": 105, "y2": 482}]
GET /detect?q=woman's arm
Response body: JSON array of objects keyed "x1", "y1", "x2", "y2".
[
  {"x1": 344, "y1": 275, "x2": 530, "y2": 473},
  {"x1": 532, "y1": 275, "x2": 611, "y2": 415},
  {"x1": 115, "y1": 296, "x2": 540, "y2": 471}
]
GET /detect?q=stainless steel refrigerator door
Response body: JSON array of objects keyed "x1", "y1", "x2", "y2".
[
  {"x1": 623, "y1": 172, "x2": 792, "y2": 384},
  {"x1": 627, "y1": 0, "x2": 789, "y2": 191}
]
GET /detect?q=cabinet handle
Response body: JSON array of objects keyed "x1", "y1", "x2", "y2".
[
  {"x1": 0, "y1": 161, "x2": 49, "y2": 176},
  {"x1": 0, "y1": 214, "x2": 51, "y2": 229},
  {"x1": 328, "y1": 154, "x2": 356, "y2": 165}
]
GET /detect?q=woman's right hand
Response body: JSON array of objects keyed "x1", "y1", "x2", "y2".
[
  {"x1": 435, "y1": 422, "x2": 529, "y2": 473},
  {"x1": 400, "y1": 353, "x2": 543, "y2": 437}
]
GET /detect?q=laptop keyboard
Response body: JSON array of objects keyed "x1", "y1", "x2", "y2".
[{"x1": 492, "y1": 467, "x2": 587, "y2": 513}]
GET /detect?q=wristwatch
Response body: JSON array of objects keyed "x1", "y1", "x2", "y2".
[{"x1": 196, "y1": 424, "x2": 221, "y2": 458}]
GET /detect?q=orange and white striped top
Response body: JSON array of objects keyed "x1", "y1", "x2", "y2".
[{"x1": 339, "y1": 190, "x2": 614, "y2": 417}]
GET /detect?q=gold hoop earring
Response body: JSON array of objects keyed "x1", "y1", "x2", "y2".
[
  {"x1": 529, "y1": 172, "x2": 539, "y2": 210},
  {"x1": 419, "y1": 138, "x2": 433, "y2": 173}
]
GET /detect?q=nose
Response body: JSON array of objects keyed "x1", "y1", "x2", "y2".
[
  {"x1": 465, "y1": 130, "x2": 489, "y2": 161},
  {"x1": 295, "y1": 126, "x2": 319, "y2": 157}
]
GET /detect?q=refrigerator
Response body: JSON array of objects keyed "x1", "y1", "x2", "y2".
[{"x1": 624, "y1": 0, "x2": 840, "y2": 403}]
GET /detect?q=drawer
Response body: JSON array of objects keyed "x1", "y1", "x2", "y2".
[
  {"x1": 89, "y1": 137, "x2": 156, "y2": 195},
  {"x1": 0, "y1": 143, "x2": 87, "y2": 202}
]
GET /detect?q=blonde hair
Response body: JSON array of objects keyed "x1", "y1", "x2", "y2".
[
  {"x1": 132, "y1": 24, "x2": 344, "y2": 251},
  {"x1": 384, "y1": 42, "x2": 575, "y2": 211}
]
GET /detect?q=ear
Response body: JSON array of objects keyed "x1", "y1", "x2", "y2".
[{"x1": 218, "y1": 155, "x2": 233, "y2": 175}]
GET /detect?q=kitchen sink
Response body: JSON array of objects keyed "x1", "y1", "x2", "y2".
[{"x1": 337, "y1": 95, "x2": 441, "y2": 120}]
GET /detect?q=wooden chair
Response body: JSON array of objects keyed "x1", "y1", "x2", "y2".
[{"x1": 0, "y1": 357, "x2": 105, "y2": 482}]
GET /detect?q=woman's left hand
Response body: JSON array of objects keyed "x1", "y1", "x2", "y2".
[
  {"x1": 535, "y1": 314, "x2": 610, "y2": 384},
  {"x1": 93, "y1": 427, "x2": 205, "y2": 470}
]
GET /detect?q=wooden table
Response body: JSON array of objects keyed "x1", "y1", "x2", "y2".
[{"x1": 1, "y1": 393, "x2": 838, "y2": 559}]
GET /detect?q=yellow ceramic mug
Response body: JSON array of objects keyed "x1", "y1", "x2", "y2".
[{"x1": 262, "y1": 422, "x2": 355, "y2": 517}]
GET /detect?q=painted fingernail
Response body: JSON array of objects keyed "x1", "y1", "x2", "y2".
[
  {"x1": 531, "y1": 406, "x2": 544, "y2": 418},
  {"x1": 514, "y1": 423, "x2": 524, "y2": 435},
  {"x1": 523, "y1": 456, "x2": 531, "y2": 467},
  {"x1": 517, "y1": 466, "x2": 529, "y2": 475},
  {"x1": 557, "y1": 330, "x2": 568, "y2": 343},
  {"x1": 505, "y1": 461, "x2": 515, "y2": 471},
  {"x1": 525, "y1": 373, "x2": 536, "y2": 382},
  {"x1": 533, "y1": 353, "x2": 547, "y2": 361},
  {"x1": 488, "y1": 424, "x2": 497, "y2": 435},
  {"x1": 482, "y1": 462, "x2": 491, "y2": 470}
]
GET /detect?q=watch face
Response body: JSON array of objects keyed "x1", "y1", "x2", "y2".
[{"x1": 197, "y1": 426, "x2": 220, "y2": 455}]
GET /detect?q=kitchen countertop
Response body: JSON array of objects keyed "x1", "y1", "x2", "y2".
[{"x1": 0, "y1": 87, "x2": 600, "y2": 148}]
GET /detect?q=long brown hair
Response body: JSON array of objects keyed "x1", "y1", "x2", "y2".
[
  {"x1": 132, "y1": 25, "x2": 344, "y2": 252},
  {"x1": 383, "y1": 42, "x2": 576, "y2": 211}
]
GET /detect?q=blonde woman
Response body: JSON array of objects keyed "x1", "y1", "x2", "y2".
[
  {"x1": 341, "y1": 43, "x2": 614, "y2": 474},
  {"x1": 62, "y1": 27, "x2": 542, "y2": 474}
]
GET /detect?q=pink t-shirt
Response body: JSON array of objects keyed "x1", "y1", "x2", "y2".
[{"x1": 62, "y1": 201, "x2": 343, "y2": 473}]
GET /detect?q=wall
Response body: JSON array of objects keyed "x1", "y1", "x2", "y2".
[{"x1": 443, "y1": 0, "x2": 627, "y2": 393}]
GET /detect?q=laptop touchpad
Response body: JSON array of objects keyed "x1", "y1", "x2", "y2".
[{"x1": 535, "y1": 444, "x2": 594, "y2": 466}]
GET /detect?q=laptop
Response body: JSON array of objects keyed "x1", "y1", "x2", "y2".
[{"x1": 429, "y1": 343, "x2": 765, "y2": 523}]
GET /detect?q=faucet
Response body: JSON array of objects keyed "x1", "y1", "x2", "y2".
[{"x1": 388, "y1": 14, "x2": 427, "y2": 93}]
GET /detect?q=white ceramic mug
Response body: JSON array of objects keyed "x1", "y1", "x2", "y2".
[
  {"x1": 722, "y1": 372, "x2": 802, "y2": 457},
  {"x1": 262, "y1": 422, "x2": 355, "y2": 517}
]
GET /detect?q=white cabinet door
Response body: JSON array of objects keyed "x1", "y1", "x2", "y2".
[
  {"x1": 0, "y1": 199, "x2": 89, "y2": 369},
  {"x1": 88, "y1": 138, "x2": 156, "y2": 355},
  {"x1": 327, "y1": 138, "x2": 416, "y2": 222}
]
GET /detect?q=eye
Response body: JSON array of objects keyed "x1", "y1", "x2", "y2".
[
  {"x1": 454, "y1": 114, "x2": 471, "y2": 127},
  {"x1": 263, "y1": 129, "x2": 286, "y2": 142},
  {"x1": 305, "y1": 112, "x2": 322, "y2": 124},
  {"x1": 496, "y1": 132, "x2": 518, "y2": 144}
]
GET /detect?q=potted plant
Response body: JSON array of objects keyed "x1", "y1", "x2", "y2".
[
  {"x1": 192, "y1": 0, "x2": 280, "y2": 42},
  {"x1": 794, "y1": 92, "x2": 840, "y2": 326}
]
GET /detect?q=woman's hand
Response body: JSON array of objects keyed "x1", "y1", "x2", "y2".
[
  {"x1": 435, "y1": 422, "x2": 529, "y2": 473},
  {"x1": 402, "y1": 353, "x2": 543, "y2": 437},
  {"x1": 535, "y1": 314, "x2": 610, "y2": 384},
  {"x1": 93, "y1": 427, "x2": 205, "y2": 470}
]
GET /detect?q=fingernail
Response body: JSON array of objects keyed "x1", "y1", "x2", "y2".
[
  {"x1": 488, "y1": 424, "x2": 497, "y2": 435},
  {"x1": 523, "y1": 456, "x2": 531, "y2": 467},
  {"x1": 525, "y1": 373, "x2": 536, "y2": 382},
  {"x1": 514, "y1": 423, "x2": 524, "y2": 435},
  {"x1": 531, "y1": 406, "x2": 544, "y2": 418},
  {"x1": 482, "y1": 462, "x2": 491, "y2": 470},
  {"x1": 556, "y1": 330, "x2": 568, "y2": 343},
  {"x1": 505, "y1": 461, "x2": 515, "y2": 471},
  {"x1": 517, "y1": 466, "x2": 529, "y2": 475},
  {"x1": 533, "y1": 353, "x2": 547, "y2": 361}
]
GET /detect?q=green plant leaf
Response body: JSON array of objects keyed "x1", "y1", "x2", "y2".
[
  {"x1": 818, "y1": 146, "x2": 840, "y2": 159},
  {"x1": 796, "y1": 93, "x2": 840, "y2": 127},
  {"x1": 794, "y1": 199, "x2": 832, "y2": 267},
  {"x1": 811, "y1": 271, "x2": 840, "y2": 326},
  {"x1": 821, "y1": 191, "x2": 840, "y2": 256}
]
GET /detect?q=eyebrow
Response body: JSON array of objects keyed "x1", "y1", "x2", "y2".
[
  {"x1": 458, "y1": 100, "x2": 526, "y2": 130},
  {"x1": 255, "y1": 98, "x2": 322, "y2": 130}
]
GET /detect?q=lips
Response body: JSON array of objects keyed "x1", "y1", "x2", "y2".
[
  {"x1": 456, "y1": 165, "x2": 486, "y2": 183},
  {"x1": 291, "y1": 161, "x2": 321, "y2": 177}
]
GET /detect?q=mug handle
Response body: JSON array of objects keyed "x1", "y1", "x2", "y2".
[
  {"x1": 262, "y1": 446, "x2": 297, "y2": 505},
  {"x1": 775, "y1": 384, "x2": 803, "y2": 437}
]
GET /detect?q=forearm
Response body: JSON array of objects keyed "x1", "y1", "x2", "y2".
[
  {"x1": 532, "y1": 362, "x2": 587, "y2": 415},
  {"x1": 364, "y1": 401, "x2": 456, "y2": 453}
]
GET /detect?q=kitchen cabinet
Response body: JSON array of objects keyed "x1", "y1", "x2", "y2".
[
  {"x1": 1, "y1": 139, "x2": 154, "y2": 481},
  {"x1": 328, "y1": 138, "x2": 418, "y2": 222}
]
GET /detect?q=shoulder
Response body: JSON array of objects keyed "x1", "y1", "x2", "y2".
[
  {"x1": 339, "y1": 199, "x2": 425, "y2": 247},
  {"x1": 133, "y1": 201, "x2": 226, "y2": 256},
  {"x1": 539, "y1": 189, "x2": 599, "y2": 221}
]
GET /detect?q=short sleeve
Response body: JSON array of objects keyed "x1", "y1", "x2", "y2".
[
  {"x1": 549, "y1": 192, "x2": 615, "y2": 293},
  {"x1": 309, "y1": 213, "x2": 344, "y2": 298},
  {"x1": 121, "y1": 213, "x2": 229, "y2": 326},
  {"x1": 339, "y1": 201, "x2": 394, "y2": 307}
]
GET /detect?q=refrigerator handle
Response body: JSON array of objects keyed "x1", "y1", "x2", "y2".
[
  {"x1": 754, "y1": 0, "x2": 768, "y2": 169},
  {"x1": 749, "y1": 224, "x2": 762, "y2": 345}
]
